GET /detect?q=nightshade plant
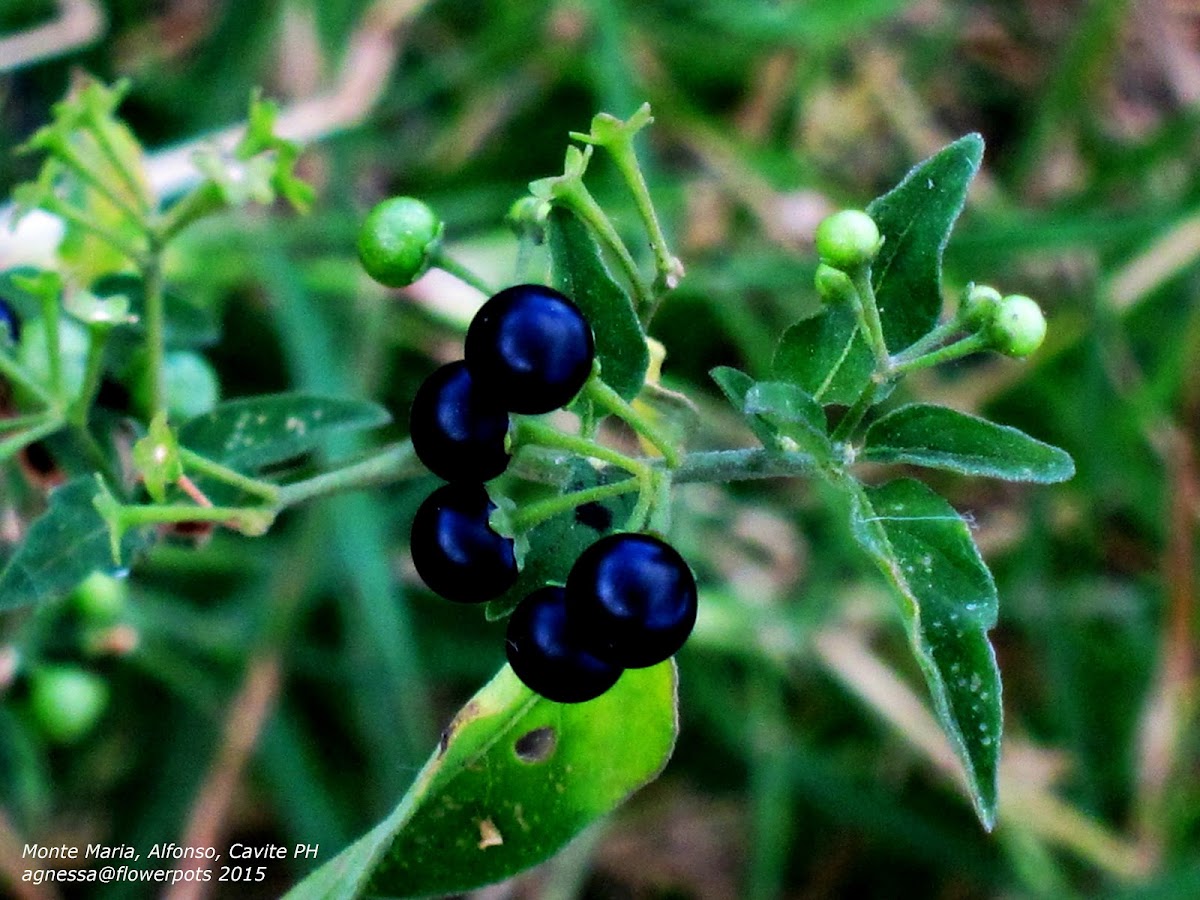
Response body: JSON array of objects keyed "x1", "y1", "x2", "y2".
[{"x1": 0, "y1": 83, "x2": 1073, "y2": 898}]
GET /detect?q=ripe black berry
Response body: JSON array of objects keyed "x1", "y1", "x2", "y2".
[
  {"x1": 410, "y1": 482, "x2": 518, "y2": 603},
  {"x1": 409, "y1": 360, "x2": 511, "y2": 482},
  {"x1": 465, "y1": 284, "x2": 594, "y2": 414},
  {"x1": 565, "y1": 533, "x2": 697, "y2": 668},
  {"x1": 506, "y1": 586, "x2": 622, "y2": 703},
  {"x1": 0, "y1": 298, "x2": 19, "y2": 343}
]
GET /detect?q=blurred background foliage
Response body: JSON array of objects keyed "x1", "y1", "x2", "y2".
[{"x1": 2, "y1": 0, "x2": 1199, "y2": 897}]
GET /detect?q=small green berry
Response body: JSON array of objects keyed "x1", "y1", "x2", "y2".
[
  {"x1": 960, "y1": 283, "x2": 1002, "y2": 329},
  {"x1": 18, "y1": 317, "x2": 89, "y2": 398},
  {"x1": 357, "y1": 197, "x2": 444, "y2": 288},
  {"x1": 814, "y1": 210, "x2": 881, "y2": 270},
  {"x1": 72, "y1": 571, "x2": 127, "y2": 623},
  {"x1": 814, "y1": 263, "x2": 858, "y2": 306},
  {"x1": 29, "y1": 666, "x2": 109, "y2": 744},
  {"x1": 988, "y1": 295, "x2": 1047, "y2": 358}
]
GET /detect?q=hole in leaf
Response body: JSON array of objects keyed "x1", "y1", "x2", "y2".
[
  {"x1": 575, "y1": 502, "x2": 612, "y2": 531},
  {"x1": 514, "y1": 726, "x2": 556, "y2": 763}
]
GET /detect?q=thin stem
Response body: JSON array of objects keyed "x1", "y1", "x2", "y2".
[
  {"x1": 116, "y1": 501, "x2": 274, "y2": 533},
  {"x1": 514, "y1": 418, "x2": 652, "y2": 481},
  {"x1": 850, "y1": 267, "x2": 890, "y2": 371},
  {"x1": 558, "y1": 184, "x2": 652, "y2": 312},
  {"x1": 274, "y1": 440, "x2": 421, "y2": 507},
  {"x1": 583, "y1": 373, "x2": 680, "y2": 467},
  {"x1": 38, "y1": 283, "x2": 62, "y2": 399},
  {"x1": 890, "y1": 316, "x2": 966, "y2": 366},
  {"x1": 890, "y1": 332, "x2": 990, "y2": 377},
  {"x1": 430, "y1": 249, "x2": 494, "y2": 296},
  {"x1": 179, "y1": 448, "x2": 281, "y2": 504},
  {"x1": 667, "y1": 448, "x2": 819, "y2": 484},
  {"x1": 831, "y1": 379, "x2": 883, "y2": 444},
  {"x1": 141, "y1": 247, "x2": 166, "y2": 418},
  {"x1": 0, "y1": 352, "x2": 55, "y2": 407},
  {"x1": 509, "y1": 478, "x2": 639, "y2": 531},
  {"x1": 0, "y1": 412, "x2": 52, "y2": 434},
  {"x1": 69, "y1": 326, "x2": 110, "y2": 426}
]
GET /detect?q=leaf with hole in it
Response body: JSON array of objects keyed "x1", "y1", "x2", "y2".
[
  {"x1": 867, "y1": 134, "x2": 984, "y2": 353},
  {"x1": 862, "y1": 404, "x2": 1075, "y2": 483},
  {"x1": 0, "y1": 478, "x2": 150, "y2": 611},
  {"x1": 177, "y1": 394, "x2": 390, "y2": 471},
  {"x1": 847, "y1": 477, "x2": 1000, "y2": 829},
  {"x1": 546, "y1": 207, "x2": 648, "y2": 401},
  {"x1": 284, "y1": 661, "x2": 677, "y2": 899},
  {"x1": 486, "y1": 461, "x2": 637, "y2": 622},
  {"x1": 771, "y1": 304, "x2": 874, "y2": 406}
]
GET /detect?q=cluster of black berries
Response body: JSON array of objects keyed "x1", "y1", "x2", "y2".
[{"x1": 408, "y1": 283, "x2": 698, "y2": 703}]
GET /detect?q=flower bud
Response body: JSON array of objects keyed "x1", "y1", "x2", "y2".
[
  {"x1": 987, "y1": 295, "x2": 1046, "y2": 358},
  {"x1": 814, "y1": 209, "x2": 881, "y2": 270}
]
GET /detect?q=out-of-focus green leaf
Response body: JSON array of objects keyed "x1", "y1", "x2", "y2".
[
  {"x1": 285, "y1": 661, "x2": 677, "y2": 899},
  {"x1": 92, "y1": 273, "x2": 219, "y2": 348},
  {"x1": 177, "y1": 394, "x2": 390, "y2": 471},
  {"x1": 0, "y1": 479, "x2": 149, "y2": 611},
  {"x1": 847, "y1": 477, "x2": 1001, "y2": 829},
  {"x1": 862, "y1": 404, "x2": 1076, "y2": 483},
  {"x1": 772, "y1": 305, "x2": 874, "y2": 406},
  {"x1": 546, "y1": 207, "x2": 648, "y2": 400},
  {"x1": 866, "y1": 134, "x2": 983, "y2": 353}
]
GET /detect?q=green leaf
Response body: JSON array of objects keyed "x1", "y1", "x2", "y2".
[
  {"x1": 847, "y1": 477, "x2": 1001, "y2": 829},
  {"x1": 862, "y1": 404, "x2": 1075, "y2": 483},
  {"x1": 177, "y1": 394, "x2": 391, "y2": 471},
  {"x1": 743, "y1": 381, "x2": 830, "y2": 457},
  {"x1": 771, "y1": 304, "x2": 875, "y2": 405},
  {"x1": 867, "y1": 134, "x2": 984, "y2": 352},
  {"x1": 285, "y1": 661, "x2": 677, "y2": 899},
  {"x1": 546, "y1": 207, "x2": 649, "y2": 401},
  {"x1": 709, "y1": 366, "x2": 776, "y2": 447},
  {"x1": 0, "y1": 479, "x2": 149, "y2": 611},
  {"x1": 486, "y1": 462, "x2": 637, "y2": 621},
  {"x1": 92, "y1": 273, "x2": 219, "y2": 348}
]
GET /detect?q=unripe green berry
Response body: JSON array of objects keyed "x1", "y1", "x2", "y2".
[
  {"x1": 960, "y1": 283, "x2": 1002, "y2": 329},
  {"x1": 988, "y1": 295, "x2": 1047, "y2": 358},
  {"x1": 814, "y1": 209, "x2": 881, "y2": 270},
  {"x1": 814, "y1": 263, "x2": 857, "y2": 306},
  {"x1": 72, "y1": 571, "x2": 127, "y2": 623},
  {"x1": 357, "y1": 197, "x2": 444, "y2": 288},
  {"x1": 29, "y1": 666, "x2": 109, "y2": 744}
]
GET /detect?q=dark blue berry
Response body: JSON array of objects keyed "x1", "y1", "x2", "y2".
[
  {"x1": 506, "y1": 586, "x2": 623, "y2": 703},
  {"x1": 0, "y1": 299, "x2": 19, "y2": 344},
  {"x1": 410, "y1": 482, "x2": 518, "y2": 603},
  {"x1": 565, "y1": 533, "x2": 697, "y2": 668},
  {"x1": 410, "y1": 360, "x2": 511, "y2": 482},
  {"x1": 465, "y1": 284, "x2": 594, "y2": 414}
]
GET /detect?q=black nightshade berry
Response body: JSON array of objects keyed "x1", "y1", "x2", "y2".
[
  {"x1": 506, "y1": 586, "x2": 623, "y2": 703},
  {"x1": 410, "y1": 482, "x2": 518, "y2": 603},
  {"x1": 465, "y1": 284, "x2": 594, "y2": 414},
  {"x1": 565, "y1": 533, "x2": 697, "y2": 668},
  {"x1": 409, "y1": 360, "x2": 511, "y2": 482}
]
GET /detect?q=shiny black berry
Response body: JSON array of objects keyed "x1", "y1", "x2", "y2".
[
  {"x1": 506, "y1": 586, "x2": 623, "y2": 703},
  {"x1": 0, "y1": 299, "x2": 19, "y2": 344},
  {"x1": 565, "y1": 533, "x2": 697, "y2": 668},
  {"x1": 409, "y1": 360, "x2": 511, "y2": 482},
  {"x1": 410, "y1": 482, "x2": 518, "y2": 603},
  {"x1": 464, "y1": 284, "x2": 594, "y2": 414}
]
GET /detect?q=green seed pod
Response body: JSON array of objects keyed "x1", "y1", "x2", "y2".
[
  {"x1": 72, "y1": 571, "x2": 128, "y2": 623},
  {"x1": 30, "y1": 666, "x2": 109, "y2": 745},
  {"x1": 814, "y1": 263, "x2": 858, "y2": 306},
  {"x1": 987, "y1": 294, "x2": 1047, "y2": 358},
  {"x1": 960, "y1": 283, "x2": 1002, "y2": 330},
  {"x1": 357, "y1": 197, "x2": 444, "y2": 288},
  {"x1": 814, "y1": 209, "x2": 882, "y2": 270}
]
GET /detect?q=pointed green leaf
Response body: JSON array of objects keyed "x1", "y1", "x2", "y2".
[
  {"x1": 546, "y1": 207, "x2": 648, "y2": 400},
  {"x1": 771, "y1": 304, "x2": 874, "y2": 405},
  {"x1": 709, "y1": 366, "x2": 776, "y2": 447},
  {"x1": 867, "y1": 134, "x2": 984, "y2": 352},
  {"x1": 285, "y1": 662, "x2": 677, "y2": 899},
  {"x1": 743, "y1": 381, "x2": 830, "y2": 458},
  {"x1": 847, "y1": 477, "x2": 1000, "y2": 829},
  {"x1": 862, "y1": 404, "x2": 1075, "y2": 482},
  {"x1": 177, "y1": 394, "x2": 391, "y2": 471},
  {"x1": 0, "y1": 479, "x2": 150, "y2": 611}
]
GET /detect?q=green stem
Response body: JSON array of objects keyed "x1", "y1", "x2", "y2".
[
  {"x1": 831, "y1": 379, "x2": 883, "y2": 444},
  {"x1": 274, "y1": 441, "x2": 422, "y2": 507},
  {"x1": 850, "y1": 267, "x2": 890, "y2": 371},
  {"x1": 55, "y1": 143, "x2": 148, "y2": 227},
  {"x1": 0, "y1": 352, "x2": 55, "y2": 407},
  {"x1": 178, "y1": 448, "x2": 282, "y2": 504},
  {"x1": 0, "y1": 412, "x2": 53, "y2": 434},
  {"x1": 0, "y1": 417, "x2": 62, "y2": 464},
  {"x1": 156, "y1": 182, "x2": 224, "y2": 243},
  {"x1": 510, "y1": 478, "x2": 640, "y2": 531},
  {"x1": 71, "y1": 423, "x2": 121, "y2": 489},
  {"x1": 69, "y1": 326, "x2": 110, "y2": 426},
  {"x1": 890, "y1": 316, "x2": 965, "y2": 365},
  {"x1": 429, "y1": 249, "x2": 494, "y2": 296},
  {"x1": 668, "y1": 448, "x2": 819, "y2": 483},
  {"x1": 141, "y1": 246, "x2": 166, "y2": 418},
  {"x1": 37, "y1": 283, "x2": 63, "y2": 400},
  {"x1": 583, "y1": 372, "x2": 680, "y2": 467},
  {"x1": 46, "y1": 198, "x2": 145, "y2": 263},
  {"x1": 557, "y1": 184, "x2": 652, "y2": 312},
  {"x1": 116, "y1": 501, "x2": 275, "y2": 534},
  {"x1": 514, "y1": 418, "x2": 652, "y2": 481},
  {"x1": 890, "y1": 331, "x2": 991, "y2": 376}
]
